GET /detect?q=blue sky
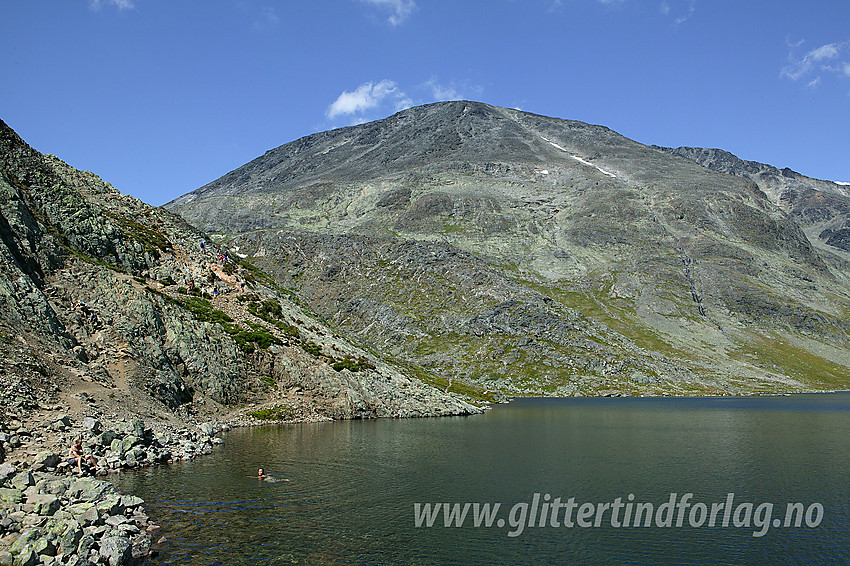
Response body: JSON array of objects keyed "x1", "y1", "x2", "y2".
[{"x1": 1, "y1": 1, "x2": 849, "y2": 205}]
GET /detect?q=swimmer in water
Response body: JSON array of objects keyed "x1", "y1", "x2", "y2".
[{"x1": 253, "y1": 467, "x2": 290, "y2": 482}]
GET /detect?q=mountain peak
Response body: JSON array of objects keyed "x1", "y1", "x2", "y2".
[{"x1": 165, "y1": 104, "x2": 850, "y2": 397}]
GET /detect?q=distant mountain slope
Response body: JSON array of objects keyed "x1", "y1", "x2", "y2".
[
  {"x1": 0, "y1": 118, "x2": 479, "y2": 428},
  {"x1": 168, "y1": 101, "x2": 850, "y2": 396},
  {"x1": 657, "y1": 145, "x2": 850, "y2": 257}
]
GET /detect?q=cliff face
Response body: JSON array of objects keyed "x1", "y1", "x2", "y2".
[
  {"x1": 0, "y1": 118, "x2": 480, "y2": 430},
  {"x1": 167, "y1": 101, "x2": 850, "y2": 396}
]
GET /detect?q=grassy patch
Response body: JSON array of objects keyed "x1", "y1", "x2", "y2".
[
  {"x1": 301, "y1": 341, "x2": 323, "y2": 357},
  {"x1": 331, "y1": 355, "x2": 375, "y2": 373},
  {"x1": 105, "y1": 212, "x2": 171, "y2": 257},
  {"x1": 731, "y1": 332, "x2": 850, "y2": 389},
  {"x1": 248, "y1": 405, "x2": 294, "y2": 420},
  {"x1": 247, "y1": 299, "x2": 300, "y2": 337}
]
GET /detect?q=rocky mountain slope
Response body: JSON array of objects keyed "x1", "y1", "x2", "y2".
[
  {"x1": 656, "y1": 145, "x2": 850, "y2": 256},
  {"x1": 0, "y1": 116, "x2": 480, "y2": 449},
  {"x1": 168, "y1": 101, "x2": 850, "y2": 397}
]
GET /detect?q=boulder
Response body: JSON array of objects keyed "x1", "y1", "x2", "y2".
[
  {"x1": 82, "y1": 417, "x2": 102, "y2": 435},
  {"x1": 131, "y1": 418, "x2": 145, "y2": 438},
  {"x1": 80, "y1": 505, "x2": 100, "y2": 527},
  {"x1": 0, "y1": 462, "x2": 12, "y2": 482},
  {"x1": 9, "y1": 527, "x2": 42, "y2": 555},
  {"x1": 13, "y1": 548, "x2": 38, "y2": 566},
  {"x1": 76, "y1": 533, "x2": 96, "y2": 558},
  {"x1": 99, "y1": 535, "x2": 132, "y2": 566},
  {"x1": 120, "y1": 495, "x2": 144, "y2": 509},
  {"x1": 32, "y1": 452, "x2": 60, "y2": 472},
  {"x1": 29, "y1": 494, "x2": 60, "y2": 516},
  {"x1": 96, "y1": 493, "x2": 125, "y2": 516},
  {"x1": 10, "y1": 470, "x2": 34, "y2": 490},
  {"x1": 68, "y1": 477, "x2": 116, "y2": 502},
  {"x1": 198, "y1": 422, "x2": 215, "y2": 437},
  {"x1": 0, "y1": 487, "x2": 21, "y2": 504},
  {"x1": 58, "y1": 523, "x2": 84, "y2": 555},
  {"x1": 99, "y1": 430, "x2": 117, "y2": 446}
]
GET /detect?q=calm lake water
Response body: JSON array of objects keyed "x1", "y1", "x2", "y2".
[{"x1": 111, "y1": 394, "x2": 850, "y2": 565}]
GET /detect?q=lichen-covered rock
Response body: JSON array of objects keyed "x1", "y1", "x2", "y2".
[{"x1": 98, "y1": 535, "x2": 132, "y2": 566}]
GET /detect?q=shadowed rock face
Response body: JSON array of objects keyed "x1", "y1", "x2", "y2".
[{"x1": 168, "y1": 101, "x2": 850, "y2": 396}]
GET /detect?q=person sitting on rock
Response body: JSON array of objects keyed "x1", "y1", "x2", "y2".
[{"x1": 69, "y1": 438, "x2": 97, "y2": 473}]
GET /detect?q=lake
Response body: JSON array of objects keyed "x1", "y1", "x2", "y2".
[{"x1": 111, "y1": 394, "x2": 850, "y2": 565}]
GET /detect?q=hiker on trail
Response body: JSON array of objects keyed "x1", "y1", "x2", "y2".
[{"x1": 69, "y1": 438, "x2": 97, "y2": 473}]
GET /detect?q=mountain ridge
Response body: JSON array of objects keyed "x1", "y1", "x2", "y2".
[{"x1": 167, "y1": 101, "x2": 850, "y2": 397}]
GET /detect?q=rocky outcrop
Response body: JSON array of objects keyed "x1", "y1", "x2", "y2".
[
  {"x1": 0, "y1": 117, "x2": 482, "y2": 422},
  {"x1": 0, "y1": 463, "x2": 153, "y2": 566}
]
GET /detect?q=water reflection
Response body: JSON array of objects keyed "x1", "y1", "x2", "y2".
[{"x1": 112, "y1": 394, "x2": 850, "y2": 565}]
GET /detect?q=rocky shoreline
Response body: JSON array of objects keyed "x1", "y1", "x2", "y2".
[{"x1": 0, "y1": 410, "x2": 326, "y2": 566}]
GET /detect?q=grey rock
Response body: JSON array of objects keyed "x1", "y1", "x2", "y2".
[
  {"x1": 10, "y1": 471, "x2": 34, "y2": 490},
  {"x1": 99, "y1": 535, "x2": 132, "y2": 566},
  {"x1": 0, "y1": 462, "x2": 16, "y2": 482},
  {"x1": 31, "y1": 452, "x2": 59, "y2": 472},
  {"x1": 28, "y1": 494, "x2": 60, "y2": 516},
  {"x1": 68, "y1": 477, "x2": 116, "y2": 502},
  {"x1": 76, "y1": 533, "x2": 96, "y2": 559},
  {"x1": 130, "y1": 418, "x2": 145, "y2": 439},
  {"x1": 14, "y1": 548, "x2": 37, "y2": 566},
  {"x1": 9, "y1": 527, "x2": 42, "y2": 555},
  {"x1": 82, "y1": 417, "x2": 102, "y2": 435},
  {"x1": 80, "y1": 505, "x2": 100, "y2": 527},
  {"x1": 95, "y1": 494, "x2": 124, "y2": 516},
  {"x1": 0, "y1": 487, "x2": 24, "y2": 504},
  {"x1": 98, "y1": 430, "x2": 117, "y2": 446},
  {"x1": 119, "y1": 495, "x2": 144, "y2": 509},
  {"x1": 197, "y1": 422, "x2": 215, "y2": 437},
  {"x1": 59, "y1": 523, "x2": 84, "y2": 555},
  {"x1": 104, "y1": 515, "x2": 129, "y2": 527}
]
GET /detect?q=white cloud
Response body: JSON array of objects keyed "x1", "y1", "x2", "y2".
[
  {"x1": 326, "y1": 77, "x2": 483, "y2": 125},
  {"x1": 327, "y1": 80, "x2": 407, "y2": 119},
  {"x1": 89, "y1": 0, "x2": 134, "y2": 10},
  {"x1": 674, "y1": 1, "x2": 695, "y2": 25},
  {"x1": 782, "y1": 40, "x2": 849, "y2": 81},
  {"x1": 658, "y1": 0, "x2": 695, "y2": 25},
  {"x1": 253, "y1": 6, "x2": 280, "y2": 29},
  {"x1": 261, "y1": 6, "x2": 279, "y2": 25},
  {"x1": 359, "y1": 0, "x2": 417, "y2": 26},
  {"x1": 807, "y1": 77, "x2": 821, "y2": 89},
  {"x1": 426, "y1": 78, "x2": 482, "y2": 102},
  {"x1": 427, "y1": 80, "x2": 461, "y2": 101}
]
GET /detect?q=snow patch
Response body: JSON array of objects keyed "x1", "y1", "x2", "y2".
[
  {"x1": 541, "y1": 136, "x2": 618, "y2": 179},
  {"x1": 538, "y1": 169, "x2": 550, "y2": 175},
  {"x1": 836, "y1": 181, "x2": 850, "y2": 186},
  {"x1": 546, "y1": 140, "x2": 569, "y2": 153}
]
